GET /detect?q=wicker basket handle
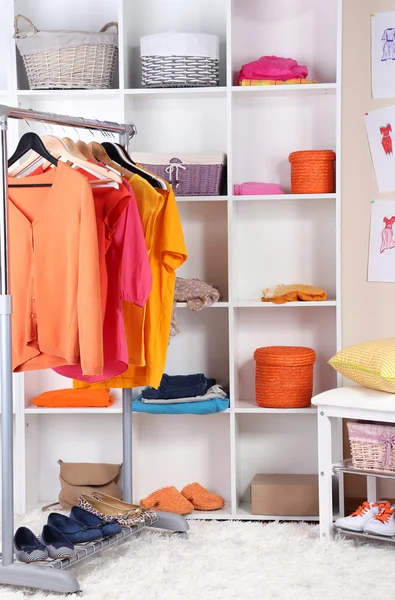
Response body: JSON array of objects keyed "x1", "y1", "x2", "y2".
[
  {"x1": 100, "y1": 22, "x2": 118, "y2": 33},
  {"x1": 14, "y1": 14, "x2": 39, "y2": 36}
]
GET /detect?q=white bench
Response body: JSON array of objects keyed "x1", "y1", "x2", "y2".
[{"x1": 312, "y1": 386, "x2": 395, "y2": 540}]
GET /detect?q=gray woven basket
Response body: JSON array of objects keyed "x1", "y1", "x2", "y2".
[
  {"x1": 137, "y1": 157, "x2": 226, "y2": 196},
  {"x1": 142, "y1": 56, "x2": 219, "y2": 88}
]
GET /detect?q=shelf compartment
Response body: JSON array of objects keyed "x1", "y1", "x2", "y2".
[
  {"x1": 233, "y1": 200, "x2": 336, "y2": 302},
  {"x1": 232, "y1": 194, "x2": 336, "y2": 202},
  {"x1": 232, "y1": 83, "x2": 336, "y2": 95},
  {"x1": 235, "y1": 399, "x2": 316, "y2": 414},
  {"x1": 233, "y1": 307, "x2": 337, "y2": 403},
  {"x1": 232, "y1": 94, "x2": 336, "y2": 191},
  {"x1": 234, "y1": 300, "x2": 337, "y2": 308},
  {"x1": 17, "y1": 90, "x2": 121, "y2": 97},
  {"x1": 333, "y1": 460, "x2": 395, "y2": 481}
]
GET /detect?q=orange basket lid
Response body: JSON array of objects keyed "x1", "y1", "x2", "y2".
[
  {"x1": 289, "y1": 150, "x2": 336, "y2": 164},
  {"x1": 254, "y1": 346, "x2": 316, "y2": 366}
]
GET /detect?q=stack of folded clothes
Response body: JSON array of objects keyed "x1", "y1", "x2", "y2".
[
  {"x1": 237, "y1": 55, "x2": 317, "y2": 86},
  {"x1": 133, "y1": 373, "x2": 230, "y2": 414}
]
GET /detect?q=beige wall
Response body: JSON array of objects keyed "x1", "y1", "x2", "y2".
[{"x1": 342, "y1": 0, "x2": 395, "y2": 500}]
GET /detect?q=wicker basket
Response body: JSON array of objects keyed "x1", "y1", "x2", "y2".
[
  {"x1": 141, "y1": 33, "x2": 219, "y2": 88},
  {"x1": 14, "y1": 15, "x2": 118, "y2": 90},
  {"x1": 129, "y1": 152, "x2": 227, "y2": 196},
  {"x1": 254, "y1": 346, "x2": 316, "y2": 409},
  {"x1": 289, "y1": 150, "x2": 336, "y2": 194},
  {"x1": 347, "y1": 421, "x2": 395, "y2": 473}
]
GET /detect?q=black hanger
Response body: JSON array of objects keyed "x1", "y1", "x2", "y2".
[
  {"x1": 102, "y1": 141, "x2": 164, "y2": 189},
  {"x1": 8, "y1": 133, "x2": 58, "y2": 188}
]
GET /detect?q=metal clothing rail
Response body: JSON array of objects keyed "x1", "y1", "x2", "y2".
[{"x1": 0, "y1": 105, "x2": 188, "y2": 595}]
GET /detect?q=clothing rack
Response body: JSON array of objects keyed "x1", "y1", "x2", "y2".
[{"x1": 0, "y1": 105, "x2": 188, "y2": 595}]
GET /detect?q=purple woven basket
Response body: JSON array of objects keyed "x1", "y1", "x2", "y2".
[
  {"x1": 347, "y1": 420, "x2": 395, "y2": 473},
  {"x1": 137, "y1": 157, "x2": 226, "y2": 196}
]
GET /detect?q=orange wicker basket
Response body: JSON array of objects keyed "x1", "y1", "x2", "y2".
[
  {"x1": 253, "y1": 346, "x2": 316, "y2": 409},
  {"x1": 289, "y1": 150, "x2": 336, "y2": 194}
]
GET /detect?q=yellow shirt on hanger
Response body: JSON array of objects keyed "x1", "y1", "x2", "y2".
[{"x1": 74, "y1": 176, "x2": 187, "y2": 390}]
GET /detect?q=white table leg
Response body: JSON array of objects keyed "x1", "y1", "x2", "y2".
[
  {"x1": 367, "y1": 476, "x2": 378, "y2": 503},
  {"x1": 318, "y1": 408, "x2": 334, "y2": 540},
  {"x1": 333, "y1": 417, "x2": 344, "y2": 517}
]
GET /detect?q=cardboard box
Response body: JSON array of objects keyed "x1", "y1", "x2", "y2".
[{"x1": 250, "y1": 474, "x2": 319, "y2": 516}]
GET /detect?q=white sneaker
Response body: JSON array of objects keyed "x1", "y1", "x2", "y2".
[
  {"x1": 364, "y1": 502, "x2": 395, "y2": 537},
  {"x1": 335, "y1": 501, "x2": 381, "y2": 532}
]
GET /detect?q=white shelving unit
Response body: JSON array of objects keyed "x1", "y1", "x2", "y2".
[{"x1": 0, "y1": 0, "x2": 342, "y2": 521}]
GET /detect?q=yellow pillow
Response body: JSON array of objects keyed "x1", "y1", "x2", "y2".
[{"x1": 328, "y1": 338, "x2": 395, "y2": 393}]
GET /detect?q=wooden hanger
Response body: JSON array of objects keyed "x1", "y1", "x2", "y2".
[
  {"x1": 76, "y1": 140, "x2": 99, "y2": 163},
  {"x1": 89, "y1": 141, "x2": 134, "y2": 179}
]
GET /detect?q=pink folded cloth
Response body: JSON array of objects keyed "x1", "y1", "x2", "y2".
[
  {"x1": 237, "y1": 56, "x2": 308, "y2": 84},
  {"x1": 234, "y1": 182, "x2": 284, "y2": 195}
]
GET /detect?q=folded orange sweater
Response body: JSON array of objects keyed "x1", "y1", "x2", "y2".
[
  {"x1": 261, "y1": 284, "x2": 327, "y2": 304},
  {"x1": 32, "y1": 388, "x2": 114, "y2": 408}
]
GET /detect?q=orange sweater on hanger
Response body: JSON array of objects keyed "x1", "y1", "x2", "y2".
[{"x1": 8, "y1": 162, "x2": 104, "y2": 375}]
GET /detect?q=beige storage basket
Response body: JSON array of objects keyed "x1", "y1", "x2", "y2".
[{"x1": 14, "y1": 15, "x2": 118, "y2": 90}]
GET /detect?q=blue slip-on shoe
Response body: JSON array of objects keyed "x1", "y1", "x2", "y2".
[
  {"x1": 70, "y1": 505, "x2": 121, "y2": 538},
  {"x1": 41, "y1": 524, "x2": 75, "y2": 559},
  {"x1": 14, "y1": 527, "x2": 48, "y2": 563},
  {"x1": 47, "y1": 512, "x2": 103, "y2": 544}
]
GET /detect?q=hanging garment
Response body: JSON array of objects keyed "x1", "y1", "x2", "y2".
[
  {"x1": 9, "y1": 162, "x2": 103, "y2": 375},
  {"x1": 73, "y1": 177, "x2": 187, "y2": 390},
  {"x1": 171, "y1": 277, "x2": 220, "y2": 337},
  {"x1": 56, "y1": 181, "x2": 152, "y2": 382},
  {"x1": 380, "y1": 216, "x2": 395, "y2": 253},
  {"x1": 382, "y1": 28, "x2": 395, "y2": 61},
  {"x1": 380, "y1": 124, "x2": 393, "y2": 156}
]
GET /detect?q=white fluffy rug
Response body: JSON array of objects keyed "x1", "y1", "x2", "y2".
[{"x1": 1, "y1": 512, "x2": 395, "y2": 599}]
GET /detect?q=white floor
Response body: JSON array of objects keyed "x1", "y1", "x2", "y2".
[{"x1": 2, "y1": 514, "x2": 395, "y2": 599}]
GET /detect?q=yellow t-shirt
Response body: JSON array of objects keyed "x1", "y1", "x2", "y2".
[{"x1": 74, "y1": 176, "x2": 187, "y2": 390}]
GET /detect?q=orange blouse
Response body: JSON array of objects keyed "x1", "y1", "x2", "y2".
[{"x1": 8, "y1": 162, "x2": 103, "y2": 375}]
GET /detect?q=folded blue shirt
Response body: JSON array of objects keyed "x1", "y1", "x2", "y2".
[
  {"x1": 132, "y1": 396, "x2": 229, "y2": 415},
  {"x1": 142, "y1": 373, "x2": 216, "y2": 400}
]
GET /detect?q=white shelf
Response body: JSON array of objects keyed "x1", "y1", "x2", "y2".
[
  {"x1": 232, "y1": 83, "x2": 337, "y2": 95},
  {"x1": 176, "y1": 196, "x2": 228, "y2": 202},
  {"x1": 234, "y1": 300, "x2": 337, "y2": 308},
  {"x1": 232, "y1": 194, "x2": 336, "y2": 202},
  {"x1": 236, "y1": 503, "x2": 319, "y2": 521},
  {"x1": 125, "y1": 87, "x2": 227, "y2": 96},
  {"x1": 17, "y1": 89, "x2": 121, "y2": 97},
  {"x1": 234, "y1": 399, "x2": 317, "y2": 414},
  {"x1": 177, "y1": 301, "x2": 229, "y2": 308},
  {"x1": 25, "y1": 396, "x2": 123, "y2": 414},
  {"x1": 186, "y1": 502, "x2": 232, "y2": 520}
]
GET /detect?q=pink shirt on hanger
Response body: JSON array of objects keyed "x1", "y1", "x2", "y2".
[{"x1": 54, "y1": 180, "x2": 152, "y2": 382}]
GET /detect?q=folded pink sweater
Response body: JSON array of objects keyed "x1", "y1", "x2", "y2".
[
  {"x1": 238, "y1": 56, "x2": 308, "y2": 84},
  {"x1": 234, "y1": 182, "x2": 284, "y2": 195}
]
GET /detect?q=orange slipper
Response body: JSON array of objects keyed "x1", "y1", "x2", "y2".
[
  {"x1": 140, "y1": 486, "x2": 194, "y2": 516},
  {"x1": 181, "y1": 482, "x2": 225, "y2": 511}
]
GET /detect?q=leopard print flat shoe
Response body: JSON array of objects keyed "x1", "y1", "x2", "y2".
[{"x1": 78, "y1": 494, "x2": 158, "y2": 528}]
